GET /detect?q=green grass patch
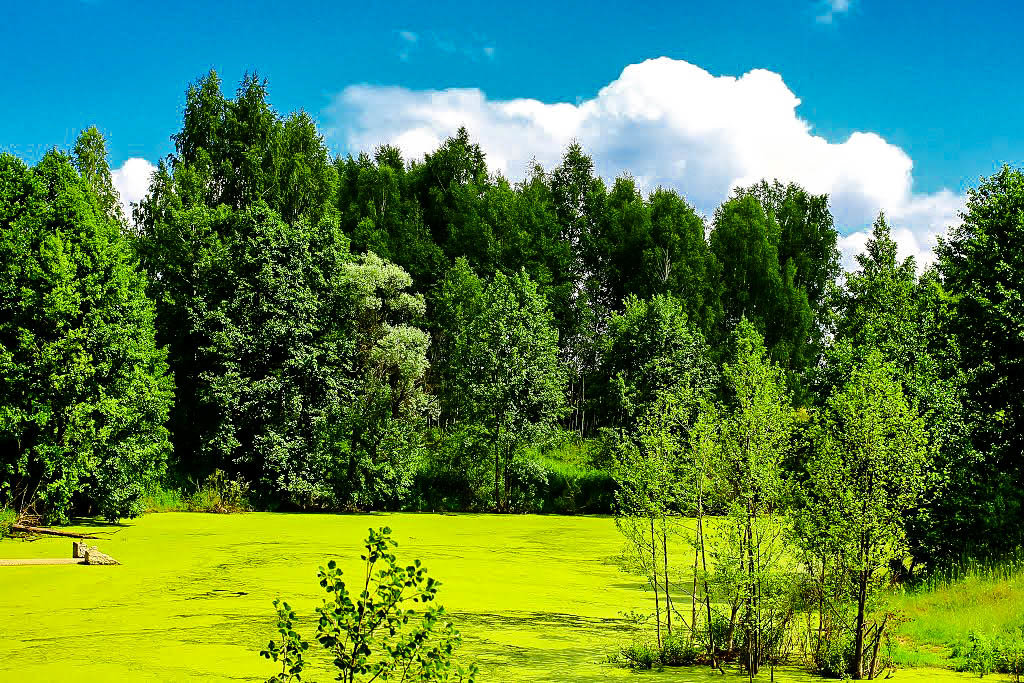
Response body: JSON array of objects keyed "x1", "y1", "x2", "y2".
[{"x1": 891, "y1": 569, "x2": 1024, "y2": 668}]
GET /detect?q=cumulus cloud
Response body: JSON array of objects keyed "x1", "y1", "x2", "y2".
[
  {"x1": 326, "y1": 57, "x2": 962, "y2": 270},
  {"x1": 111, "y1": 157, "x2": 156, "y2": 222}
]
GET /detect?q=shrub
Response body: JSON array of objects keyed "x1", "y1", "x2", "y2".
[
  {"x1": 660, "y1": 633, "x2": 700, "y2": 666},
  {"x1": 618, "y1": 639, "x2": 661, "y2": 670},
  {"x1": 999, "y1": 630, "x2": 1024, "y2": 683},
  {"x1": 813, "y1": 629, "x2": 856, "y2": 679},
  {"x1": 954, "y1": 632, "x2": 997, "y2": 677},
  {"x1": 954, "y1": 628, "x2": 1024, "y2": 682},
  {"x1": 260, "y1": 526, "x2": 476, "y2": 682}
]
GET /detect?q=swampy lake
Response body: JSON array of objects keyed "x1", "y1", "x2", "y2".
[{"x1": 0, "y1": 513, "x2": 977, "y2": 682}]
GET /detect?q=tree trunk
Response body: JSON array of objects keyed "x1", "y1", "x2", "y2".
[
  {"x1": 853, "y1": 569, "x2": 868, "y2": 679},
  {"x1": 662, "y1": 516, "x2": 672, "y2": 638},
  {"x1": 651, "y1": 516, "x2": 662, "y2": 648},
  {"x1": 698, "y1": 512, "x2": 716, "y2": 667}
]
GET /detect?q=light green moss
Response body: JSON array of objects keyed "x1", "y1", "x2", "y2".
[{"x1": 0, "y1": 512, "x2": 980, "y2": 681}]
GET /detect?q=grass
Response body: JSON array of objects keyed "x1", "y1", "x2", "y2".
[
  {"x1": 0, "y1": 512, "x2": 983, "y2": 682},
  {"x1": 890, "y1": 567, "x2": 1024, "y2": 670}
]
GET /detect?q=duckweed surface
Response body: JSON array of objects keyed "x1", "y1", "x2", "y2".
[{"x1": 0, "y1": 513, "x2": 976, "y2": 681}]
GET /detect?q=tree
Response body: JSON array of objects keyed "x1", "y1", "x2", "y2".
[
  {"x1": 260, "y1": 527, "x2": 476, "y2": 682},
  {"x1": 0, "y1": 151, "x2": 173, "y2": 522},
  {"x1": 598, "y1": 294, "x2": 715, "y2": 430},
  {"x1": 462, "y1": 270, "x2": 567, "y2": 511},
  {"x1": 827, "y1": 214, "x2": 970, "y2": 569},
  {"x1": 936, "y1": 166, "x2": 1024, "y2": 559},
  {"x1": 802, "y1": 351, "x2": 928, "y2": 679},
  {"x1": 710, "y1": 193, "x2": 814, "y2": 394},
  {"x1": 738, "y1": 180, "x2": 839, "y2": 319},
  {"x1": 710, "y1": 320, "x2": 794, "y2": 675},
  {"x1": 429, "y1": 257, "x2": 485, "y2": 427},
  {"x1": 72, "y1": 126, "x2": 124, "y2": 223},
  {"x1": 137, "y1": 72, "x2": 430, "y2": 510}
]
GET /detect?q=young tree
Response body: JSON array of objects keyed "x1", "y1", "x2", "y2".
[
  {"x1": 803, "y1": 351, "x2": 929, "y2": 679},
  {"x1": 827, "y1": 214, "x2": 970, "y2": 570},
  {"x1": 0, "y1": 151, "x2": 173, "y2": 522},
  {"x1": 710, "y1": 320, "x2": 794, "y2": 675},
  {"x1": 261, "y1": 527, "x2": 476, "y2": 682}
]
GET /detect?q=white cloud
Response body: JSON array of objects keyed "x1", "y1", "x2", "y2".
[
  {"x1": 111, "y1": 157, "x2": 156, "y2": 222},
  {"x1": 327, "y1": 57, "x2": 962, "y2": 271},
  {"x1": 818, "y1": 0, "x2": 851, "y2": 24}
]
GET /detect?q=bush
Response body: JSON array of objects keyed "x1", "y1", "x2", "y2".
[
  {"x1": 0, "y1": 507, "x2": 15, "y2": 539},
  {"x1": 142, "y1": 471, "x2": 250, "y2": 514},
  {"x1": 660, "y1": 633, "x2": 700, "y2": 666},
  {"x1": 618, "y1": 639, "x2": 661, "y2": 670},
  {"x1": 813, "y1": 630, "x2": 856, "y2": 679},
  {"x1": 260, "y1": 527, "x2": 476, "y2": 682},
  {"x1": 954, "y1": 629, "x2": 1024, "y2": 681}
]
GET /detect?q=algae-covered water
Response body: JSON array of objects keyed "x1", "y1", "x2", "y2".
[{"x1": 0, "y1": 512, "x2": 975, "y2": 681}]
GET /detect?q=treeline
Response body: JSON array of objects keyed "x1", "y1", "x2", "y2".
[{"x1": 1, "y1": 70, "x2": 1022, "y2": 569}]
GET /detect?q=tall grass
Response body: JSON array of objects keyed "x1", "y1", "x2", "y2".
[
  {"x1": 890, "y1": 552, "x2": 1024, "y2": 668},
  {"x1": 0, "y1": 507, "x2": 15, "y2": 539}
]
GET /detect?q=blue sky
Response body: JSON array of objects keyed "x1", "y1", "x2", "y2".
[{"x1": 2, "y1": 0, "x2": 1021, "y2": 263}]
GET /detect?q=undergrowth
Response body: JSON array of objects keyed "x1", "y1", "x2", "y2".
[
  {"x1": 143, "y1": 470, "x2": 250, "y2": 514},
  {"x1": 0, "y1": 507, "x2": 14, "y2": 538}
]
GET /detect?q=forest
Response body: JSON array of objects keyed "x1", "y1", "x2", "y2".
[{"x1": 2, "y1": 70, "x2": 1024, "y2": 680}]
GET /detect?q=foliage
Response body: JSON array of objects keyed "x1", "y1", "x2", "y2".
[
  {"x1": 709, "y1": 320, "x2": 795, "y2": 675},
  {"x1": 936, "y1": 165, "x2": 1024, "y2": 560},
  {"x1": 137, "y1": 74, "x2": 431, "y2": 510},
  {"x1": 260, "y1": 526, "x2": 476, "y2": 683},
  {"x1": 800, "y1": 350, "x2": 929, "y2": 679},
  {"x1": 710, "y1": 194, "x2": 814, "y2": 390},
  {"x1": 0, "y1": 145, "x2": 173, "y2": 523},
  {"x1": 457, "y1": 269, "x2": 567, "y2": 511}
]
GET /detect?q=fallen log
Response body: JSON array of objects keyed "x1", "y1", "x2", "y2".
[{"x1": 11, "y1": 525, "x2": 98, "y2": 539}]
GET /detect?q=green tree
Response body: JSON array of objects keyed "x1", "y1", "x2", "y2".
[
  {"x1": 0, "y1": 151, "x2": 173, "y2": 522},
  {"x1": 738, "y1": 180, "x2": 839, "y2": 319},
  {"x1": 72, "y1": 126, "x2": 124, "y2": 223},
  {"x1": 430, "y1": 257, "x2": 485, "y2": 427},
  {"x1": 827, "y1": 214, "x2": 971, "y2": 569},
  {"x1": 802, "y1": 351, "x2": 928, "y2": 679},
  {"x1": 936, "y1": 166, "x2": 1024, "y2": 558},
  {"x1": 710, "y1": 320, "x2": 794, "y2": 675},
  {"x1": 462, "y1": 270, "x2": 567, "y2": 511},
  {"x1": 598, "y1": 294, "x2": 715, "y2": 430},
  {"x1": 710, "y1": 193, "x2": 814, "y2": 394}
]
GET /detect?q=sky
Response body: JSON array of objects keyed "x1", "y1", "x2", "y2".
[{"x1": 2, "y1": 0, "x2": 1023, "y2": 267}]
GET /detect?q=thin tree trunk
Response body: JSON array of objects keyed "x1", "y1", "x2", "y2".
[
  {"x1": 663, "y1": 516, "x2": 673, "y2": 638},
  {"x1": 698, "y1": 511, "x2": 716, "y2": 667},
  {"x1": 651, "y1": 516, "x2": 662, "y2": 648}
]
